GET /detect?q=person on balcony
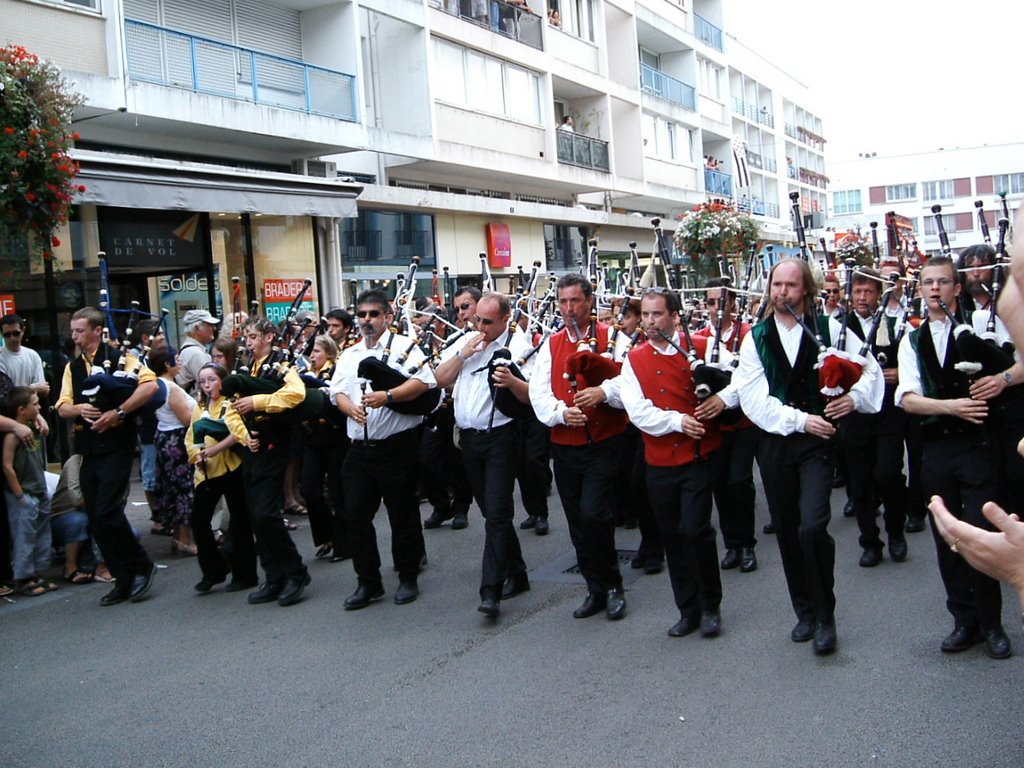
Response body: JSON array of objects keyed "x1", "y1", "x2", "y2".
[{"x1": 557, "y1": 115, "x2": 574, "y2": 133}]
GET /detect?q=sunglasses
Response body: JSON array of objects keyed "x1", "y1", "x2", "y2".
[
  {"x1": 825, "y1": 289, "x2": 841, "y2": 294},
  {"x1": 2, "y1": 330, "x2": 22, "y2": 338},
  {"x1": 356, "y1": 309, "x2": 383, "y2": 319}
]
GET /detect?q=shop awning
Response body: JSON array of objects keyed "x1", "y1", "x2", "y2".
[{"x1": 73, "y1": 153, "x2": 361, "y2": 218}]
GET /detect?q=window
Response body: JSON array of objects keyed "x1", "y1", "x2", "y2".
[
  {"x1": 340, "y1": 210, "x2": 437, "y2": 268},
  {"x1": 832, "y1": 190, "x2": 862, "y2": 215},
  {"x1": 697, "y1": 58, "x2": 723, "y2": 101},
  {"x1": 554, "y1": 0, "x2": 595, "y2": 42},
  {"x1": 643, "y1": 114, "x2": 682, "y2": 161},
  {"x1": 62, "y1": 0, "x2": 100, "y2": 8},
  {"x1": 885, "y1": 183, "x2": 916, "y2": 202},
  {"x1": 995, "y1": 173, "x2": 1024, "y2": 195},
  {"x1": 923, "y1": 214, "x2": 971, "y2": 235},
  {"x1": 922, "y1": 179, "x2": 954, "y2": 201},
  {"x1": 433, "y1": 39, "x2": 541, "y2": 124}
]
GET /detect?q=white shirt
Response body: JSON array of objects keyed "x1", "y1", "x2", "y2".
[
  {"x1": 894, "y1": 317, "x2": 951, "y2": 407},
  {"x1": 528, "y1": 325, "x2": 624, "y2": 428},
  {"x1": 620, "y1": 340, "x2": 687, "y2": 436},
  {"x1": 971, "y1": 308, "x2": 1016, "y2": 354},
  {"x1": 734, "y1": 315, "x2": 882, "y2": 435},
  {"x1": 699, "y1": 324, "x2": 741, "y2": 409},
  {"x1": 440, "y1": 329, "x2": 532, "y2": 430},
  {"x1": 329, "y1": 330, "x2": 437, "y2": 441},
  {"x1": 0, "y1": 345, "x2": 45, "y2": 387}
]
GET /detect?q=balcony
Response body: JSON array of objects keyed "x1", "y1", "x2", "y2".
[
  {"x1": 731, "y1": 97, "x2": 773, "y2": 128},
  {"x1": 640, "y1": 64, "x2": 696, "y2": 111},
  {"x1": 556, "y1": 131, "x2": 610, "y2": 172},
  {"x1": 694, "y1": 14, "x2": 724, "y2": 52},
  {"x1": 737, "y1": 197, "x2": 780, "y2": 218},
  {"x1": 124, "y1": 19, "x2": 357, "y2": 120},
  {"x1": 431, "y1": 0, "x2": 543, "y2": 50},
  {"x1": 745, "y1": 151, "x2": 777, "y2": 174},
  {"x1": 704, "y1": 168, "x2": 733, "y2": 198}
]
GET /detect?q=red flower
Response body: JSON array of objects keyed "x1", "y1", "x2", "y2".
[
  {"x1": 72, "y1": 132, "x2": 80, "y2": 141},
  {"x1": 17, "y1": 150, "x2": 27, "y2": 159},
  {"x1": 25, "y1": 192, "x2": 36, "y2": 202},
  {"x1": 78, "y1": 185, "x2": 87, "y2": 193},
  {"x1": 3, "y1": 127, "x2": 13, "y2": 135},
  {"x1": 51, "y1": 236, "x2": 61, "y2": 247}
]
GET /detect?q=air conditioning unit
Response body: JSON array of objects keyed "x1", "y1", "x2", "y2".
[{"x1": 291, "y1": 159, "x2": 337, "y2": 178}]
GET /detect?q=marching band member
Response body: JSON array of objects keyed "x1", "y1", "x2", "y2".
[
  {"x1": 734, "y1": 259, "x2": 882, "y2": 655},
  {"x1": 330, "y1": 290, "x2": 436, "y2": 610},
  {"x1": 55, "y1": 307, "x2": 159, "y2": 606},
  {"x1": 528, "y1": 274, "x2": 628, "y2": 621},
  {"x1": 225, "y1": 318, "x2": 311, "y2": 607},
  {"x1": 620, "y1": 289, "x2": 724, "y2": 638},
  {"x1": 897, "y1": 256, "x2": 1010, "y2": 658},
  {"x1": 434, "y1": 292, "x2": 531, "y2": 618}
]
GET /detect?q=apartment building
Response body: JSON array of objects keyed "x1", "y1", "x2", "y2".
[
  {"x1": 827, "y1": 143, "x2": 1022, "y2": 260},
  {"x1": 2, "y1": 0, "x2": 827, "y2": 344}
]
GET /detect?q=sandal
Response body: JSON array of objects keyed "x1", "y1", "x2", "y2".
[
  {"x1": 93, "y1": 571, "x2": 115, "y2": 583},
  {"x1": 15, "y1": 581, "x2": 47, "y2": 597},
  {"x1": 285, "y1": 504, "x2": 307, "y2": 516},
  {"x1": 63, "y1": 569, "x2": 96, "y2": 585},
  {"x1": 284, "y1": 518, "x2": 299, "y2": 531},
  {"x1": 39, "y1": 579, "x2": 59, "y2": 592},
  {"x1": 0, "y1": 584, "x2": 13, "y2": 598}
]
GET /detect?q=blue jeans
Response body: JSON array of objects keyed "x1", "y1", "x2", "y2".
[{"x1": 5, "y1": 491, "x2": 52, "y2": 581}]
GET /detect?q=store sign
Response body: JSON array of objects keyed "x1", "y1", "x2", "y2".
[
  {"x1": 0, "y1": 294, "x2": 15, "y2": 315},
  {"x1": 486, "y1": 223, "x2": 511, "y2": 269},
  {"x1": 99, "y1": 209, "x2": 206, "y2": 270},
  {"x1": 263, "y1": 279, "x2": 316, "y2": 323}
]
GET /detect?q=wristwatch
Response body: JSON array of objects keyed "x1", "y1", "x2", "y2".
[
  {"x1": 1003, "y1": 371, "x2": 1013, "y2": 386},
  {"x1": 385, "y1": 390, "x2": 394, "y2": 404},
  {"x1": 115, "y1": 407, "x2": 128, "y2": 421}
]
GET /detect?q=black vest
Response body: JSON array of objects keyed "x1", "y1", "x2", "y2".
[{"x1": 70, "y1": 348, "x2": 137, "y2": 456}]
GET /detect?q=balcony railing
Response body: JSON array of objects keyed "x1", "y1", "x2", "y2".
[
  {"x1": 124, "y1": 19, "x2": 357, "y2": 120},
  {"x1": 745, "y1": 151, "x2": 777, "y2": 174},
  {"x1": 694, "y1": 14, "x2": 724, "y2": 52},
  {"x1": 639, "y1": 63, "x2": 696, "y2": 111},
  {"x1": 704, "y1": 168, "x2": 733, "y2": 198},
  {"x1": 556, "y1": 131, "x2": 610, "y2": 172},
  {"x1": 731, "y1": 97, "x2": 773, "y2": 127},
  {"x1": 737, "y1": 198, "x2": 780, "y2": 218},
  {"x1": 431, "y1": 0, "x2": 543, "y2": 50}
]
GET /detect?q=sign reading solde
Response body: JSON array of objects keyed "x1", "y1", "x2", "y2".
[{"x1": 263, "y1": 278, "x2": 316, "y2": 323}]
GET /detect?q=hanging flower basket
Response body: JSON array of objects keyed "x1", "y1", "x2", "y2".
[
  {"x1": 834, "y1": 232, "x2": 875, "y2": 267},
  {"x1": 672, "y1": 201, "x2": 760, "y2": 281},
  {"x1": 0, "y1": 44, "x2": 85, "y2": 268}
]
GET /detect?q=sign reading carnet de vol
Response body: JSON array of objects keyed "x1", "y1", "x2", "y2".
[{"x1": 263, "y1": 279, "x2": 316, "y2": 323}]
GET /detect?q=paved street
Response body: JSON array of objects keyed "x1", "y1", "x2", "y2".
[{"x1": 3, "y1": 472, "x2": 1023, "y2": 768}]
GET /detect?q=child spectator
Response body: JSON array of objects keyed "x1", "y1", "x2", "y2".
[{"x1": 2, "y1": 387, "x2": 55, "y2": 597}]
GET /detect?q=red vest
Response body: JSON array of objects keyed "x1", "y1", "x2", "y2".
[
  {"x1": 693, "y1": 322, "x2": 753, "y2": 432},
  {"x1": 549, "y1": 324, "x2": 628, "y2": 446},
  {"x1": 627, "y1": 338, "x2": 722, "y2": 467}
]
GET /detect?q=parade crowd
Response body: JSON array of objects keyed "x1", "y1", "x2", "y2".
[{"x1": 3, "y1": 230, "x2": 1024, "y2": 662}]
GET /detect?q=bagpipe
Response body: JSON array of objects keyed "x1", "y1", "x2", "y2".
[
  {"x1": 929, "y1": 204, "x2": 1014, "y2": 378},
  {"x1": 80, "y1": 253, "x2": 169, "y2": 415}
]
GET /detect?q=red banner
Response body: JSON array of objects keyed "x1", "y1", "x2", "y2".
[
  {"x1": 486, "y1": 223, "x2": 511, "y2": 269},
  {"x1": 0, "y1": 294, "x2": 15, "y2": 315}
]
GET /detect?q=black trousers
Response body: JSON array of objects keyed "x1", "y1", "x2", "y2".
[
  {"x1": 623, "y1": 425, "x2": 663, "y2": 563},
  {"x1": 343, "y1": 428, "x2": 425, "y2": 589},
  {"x1": 80, "y1": 448, "x2": 153, "y2": 584},
  {"x1": 551, "y1": 433, "x2": 625, "y2": 595},
  {"x1": 987, "y1": 397, "x2": 1024, "y2": 520},
  {"x1": 839, "y1": 410, "x2": 907, "y2": 550},
  {"x1": 516, "y1": 415, "x2": 551, "y2": 519},
  {"x1": 241, "y1": 436, "x2": 307, "y2": 585},
  {"x1": 647, "y1": 454, "x2": 723, "y2": 618},
  {"x1": 904, "y1": 415, "x2": 926, "y2": 517},
  {"x1": 302, "y1": 433, "x2": 348, "y2": 548},
  {"x1": 460, "y1": 423, "x2": 528, "y2": 600},
  {"x1": 922, "y1": 434, "x2": 1003, "y2": 631},
  {"x1": 420, "y1": 406, "x2": 473, "y2": 514},
  {"x1": 756, "y1": 431, "x2": 836, "y2": 624},
  {"x1": 192, "y1": 466, "x2": 257, "y2": 585},
  {"x1": 713, "y1": 427, "x2": 758, "y2": 551}
]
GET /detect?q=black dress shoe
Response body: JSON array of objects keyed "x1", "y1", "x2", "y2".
[
  {"x1": 843, "y1": 498, "x2": 855, "y2": 517},
  {"x1": 394, "y1": 580, "x2": 419, "y2": 605},
  {"x1": 630, "y1": 555, "x2": 646, "y2": 569},
  {"x1": 739, "y1": 548, "x2": 757, "y2": 573},
  {"x1": 720, "y1": 548, "x2": 741, "y2": 570},
  {"x1": 940, "y1": 626, "x2": 982, "y2": 653},
  {"x1": 763, "y1": 522, "x2": 775, "y2": 535},
  {"x1": 984, "y1": 626, "x2": 1012, "y2": 659},
  {"x1": 330, "y1": 549, "x2": 351, "y2": 563},
  {"x1": 248, "y1": 581, "x2": 284, "y2": 605},
  {"x1": 478, "y1": 597, "x2": 500, "y2": 618},
  {"x1": 519, "y1": 515, "x2": 537, "y2": 530},
  {"x1": 668, "y1": 613, "x2": 700, "y2": 637},
  {"x1": 859, "y1": 548, "x2": 883, "y2": 568},
  {"x1": 277, "y1": 572, "x2": 312, "y2": 607},
  {"x1": 572, "y1": 592, "x2": 606, "y2": 619},
  {"x1": 99, "y1": 585, "x2": 131, "y2": 607},
  {"x1": 700, "y1": 610, "x2": 722, "y2": 637},
  {"x1": 889, "y1": 538, "x2": 908, "y2": 562},
  {"x1": 194, "y1": 575, "x2": 226, "y2": 594},
  {"x1": 643, "y1": 560, "x2": 664, "y2": 575},
  {"x1": 791, "y1": 617, "x2": 815, "y2": 643},
  {"x1": 534, "y1": 517, "x2": 549, "y2": 536},
  {"x1": 423, "y1": 507, "x2": 453, "y2": 529},
  {"x1": 606, "y1": 589, "x2": 626, "y2": 620},
  {"x1": 813, "y1": 620, "x2": 837, "y2": 655},
  {"x1": 224, "y1": 579, "x2": 258, "y2": 593},
  {"x1": 501, "y1": 575, "x2": 530, "y2": 599},
  {"x1": 314, "y1": 543, "x2": 333, "y2": 559},
  {"x1": 344, "y1": 584, "x2": 385, "y2": 610},
  {"x1": 451, "y1": 512, "x2": 469, "y2": 530},
  {"x1": 129, "y1": 564, "x2": 157, "y2": 603},
  {"x1": 904, "y1": 514, "x2": 926, "y2": 533}
]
